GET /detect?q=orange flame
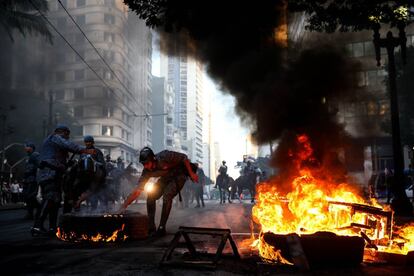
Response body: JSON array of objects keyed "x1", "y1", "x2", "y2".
[
  {"x1": 56, "y1": 224, "x2": 127, "y2": 242},
  {"x1": 250, "y1": 134, "x2": 414, "y2": 262}
]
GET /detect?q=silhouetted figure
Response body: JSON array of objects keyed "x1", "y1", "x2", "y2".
[
  {"x1": 22, "y1": 142, "x2": 40, "y2": 219},
  {"x1": 120, "y1": 147, "x2": 198, "y2": 237},
  {"x1": 31, "y1": 125, "x2": 94, "y2": 237}
]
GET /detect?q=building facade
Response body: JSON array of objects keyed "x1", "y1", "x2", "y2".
[
  {"x1": 47, "y1": 0, "x2": 152, "y2": 163},
  {"x1": 160, "y1": 53, "x2": 204, "y2": 166},
  {"x1": 151, "y1": 76, "x2": 179, "y2": 153},
  {"x1": 288, "y1": 12, "x2": 414, "y2": 182}
]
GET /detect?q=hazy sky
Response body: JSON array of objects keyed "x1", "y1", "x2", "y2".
[{"x1": 152, "y1": 45, "x2": 250, "y2": 178}]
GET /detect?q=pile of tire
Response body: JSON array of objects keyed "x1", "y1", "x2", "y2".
[{"x1": 123, "y1": 212, "x2": 148, "y2": 240}]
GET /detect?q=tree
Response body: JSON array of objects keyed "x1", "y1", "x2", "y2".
[
  {"x1": 288, "y1": 0, "x2": 413, "y2": 32},
  {"x1": 0, "y1": 0, "x2": 52, "y2": 42}
]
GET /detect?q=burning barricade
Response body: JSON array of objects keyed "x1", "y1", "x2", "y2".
[
  {"x1": 56, "y1": 211, "x2": 148, "y2": 242},
  {"x1": 247, "y1": 134, "x2": 414, "y2": 268}
]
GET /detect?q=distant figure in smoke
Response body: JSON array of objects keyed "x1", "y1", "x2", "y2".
[
  {"x1": 234, "y1": 160, "x2": 258, "y2": 203},
  {"x1": 385, "y1": 168, "x2": 394, "y2": 204},
  {"x1": 105, "y1": 154, "x2": 118, "y2": 202},
  {"x1": 73, "y1": 135, "x2": 106, "y2": 210},
  {"x1": 119, "y1": 147, "x2": 198, "y2": 237},
  {"x1": 194, "y1": 165, "x2": 205, "y2": 208},
  {"x1": 215, "y1": 160, "x2": 231, "y2": 204},
  {"x1": 117, "y1": 156, "x2": 125, "y2": 170},
  {"x1": 22, "y1": 142, "x2": 40, "y2": 220},
  {"x1": 31, "y1": 125, "x2": 95, "y2": 237}
]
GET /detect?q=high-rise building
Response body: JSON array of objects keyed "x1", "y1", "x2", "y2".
[
  {"x1": 151, "y1": 76, "x2": 178, "y2": 152},
  {"x1": 47, "y1": 0, "x2": 152, "y2": 163},
  {"x1": 160, "y1": 53, "x2": 204, "y2": 165}
]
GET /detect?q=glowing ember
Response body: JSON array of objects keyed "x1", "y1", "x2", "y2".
[
  {"x1": 249, "y1": 134, "x2": 414, "y2": 262},
  {"x1": 56, "y1": 224, "x2": 127, "y2": 242}
]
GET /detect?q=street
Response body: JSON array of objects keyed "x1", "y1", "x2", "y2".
[{"x1": 0, "y1": 200, "x2": 414, "y2": 275}]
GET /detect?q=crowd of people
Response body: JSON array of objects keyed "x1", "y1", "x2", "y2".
[
  {"x1": 368, "y1": 165, "x2": 414, "y2": 202},
  {"x1": 1, "y1": 123, "x2": 270, "y2": 239},
  {"x1": 0, "y1": 181, "x2": 24, "y2": 205}
]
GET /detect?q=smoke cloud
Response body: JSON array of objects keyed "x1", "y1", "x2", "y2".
[{"x1": 127, "y1": 0, "x2": 364, "y2": 172}]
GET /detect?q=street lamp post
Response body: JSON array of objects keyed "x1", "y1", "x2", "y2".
[
  {"x1": 373, "y1": 22, "x2": 413, "y2": 215},
  {"x1": 0, "y1": 143, "x2": 24, "y2": 190}
]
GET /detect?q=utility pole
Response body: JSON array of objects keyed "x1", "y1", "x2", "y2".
[
  {"x1": 373, "y1": 22, "x2": 413, "y2": 216},
  {"x1": 48, "y1": 90, "x2": 54, "y2": 133},
  {"x1": 0, "y1": 113, "x2": 6, "y2": 189}
]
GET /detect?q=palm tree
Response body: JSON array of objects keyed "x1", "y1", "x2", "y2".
[{"x1": 0, "y1": 0, "x2": 52, "y2": 43}]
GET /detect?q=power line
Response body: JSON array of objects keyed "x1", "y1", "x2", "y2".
[
  {"x1": 57, "y1": 0, "x2": 148, "y2": 116},
  {"x1": 28, "y1": 0, "x2": 139, "y2": 117}
]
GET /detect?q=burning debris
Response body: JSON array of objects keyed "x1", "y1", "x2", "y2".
[
  {"x1": 57, "y1": 211, "x2": 148, "y2": 243},
  {"x1": 247, "y1": 134, "x2": 414, "y2": 265}
]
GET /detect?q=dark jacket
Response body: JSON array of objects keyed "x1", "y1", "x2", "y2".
[
  {"x1": 137, "y1": 150, "x2": 189, "y2": 187},
  {"x1": 38, "y1": 134, "x2": 84, "y2": 181},
  {"x1": 24, "y1": 151, "x2": 40, "y2": 183}
]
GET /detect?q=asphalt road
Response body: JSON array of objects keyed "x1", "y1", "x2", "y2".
[{"x1": 1, "y1": 200, "x2": 414, "y2": 275}]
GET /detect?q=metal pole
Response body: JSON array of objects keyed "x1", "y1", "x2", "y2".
[{"x1": 373, "y1": 24, "x2": 413, "y2": 215}]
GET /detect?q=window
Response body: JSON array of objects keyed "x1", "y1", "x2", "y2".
[
  {"x1": 71, "y1": 125, "x2": 83, "y2": 136},
  {"x1": 122, "y1": 129, "x2": 127, "y2": 139},
  {"x1": 56, "y1": 72, "x2": 65, "y2": 82},
  {"x1": 76, "y1": 0, "x2": 86, "y2": 7},
  {"x1": 55, "y1": 90, "x2": 65, "y2": 100},
  {"x1": 104, "y1": 70, "x2": 112, "y2": 80},
  {"x1": 363, "y1": 41, "x2": 375, "y2": 56},
  {"x1": 102, "y1": 125, "x2": 113, "y2": 136},
  {"x1": 104, "y1": 32, "x2": 114, "y2": 42},
  {"x1": 166, "y1": 139, "x2": 173, "y2": 146},
  {"x1": 122, "y1": 111, "x2": 129, "y2": 123},
  {"x1": 104, "y1": 50, "x2": 114, "y2": 61},
  {"x1": 348, "y1": 42, "x2": 364, "y2": 57},
  {"x1": 74, "y1": 69, "x2": 84, "y2": 80},
  {"x1": 75, "y1": 33, "x2": 85, "y2": 44},
  {"x1": 75, "y1": 50, "x2": 84, "y2": 62},
  {"x1": 74, "y1": 88, "x2": 84, "y2": 99},
  {"x1": 74, "y1": 106, "x2": 83, "y2": 117},
  {"x1": 166, "y1": 117, "x2": 173, "y2": 124},
  {"x1": 104, "y1": 14, "x2": 115, "y2": 24},
  {"x1": 103, "y1": 106, "x2": 113, "y2": 118},
  {"x1": 104, "y1": 0, "x2": 115, "y2": 6},
  {"x1": 58, "y1": 0, "x2": 67, "y2": 9},
  {"x1": 76, "y1": 15, "x2": 85, "y2": 26},
  {"x1": 367, "y1": 101, "x2": 377, "y2": 115}
]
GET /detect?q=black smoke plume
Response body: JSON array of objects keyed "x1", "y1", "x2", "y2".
[{"x1": 125, "y1": 0, "x2": 361, "y2": 172}]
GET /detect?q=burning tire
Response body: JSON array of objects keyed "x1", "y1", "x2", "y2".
[{"x1": 58, "y1": 211, "x2": 148, "y2": 242}]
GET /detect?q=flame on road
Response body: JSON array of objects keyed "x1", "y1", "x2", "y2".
[
  {"x1": 56, "y1": 223, "x2": 127, "y2": 242},
  {"x1": 249, "y1": 134, "x2": 414, "y2": 262}
]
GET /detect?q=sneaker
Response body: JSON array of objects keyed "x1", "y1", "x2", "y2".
[
  {"x1": 31, "y1": 227, "x2": 47, "y2": 237},
  {"x1": 154, "y1": 226, "x2": 166, "y2": 237}
]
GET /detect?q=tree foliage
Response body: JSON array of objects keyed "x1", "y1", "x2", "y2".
[
  {"x1": 288, "y1": 0, "x2": 414, "y2": 32},
  {"x1": 0, "y1": 0, "x2": 52, "y2": 42},
  {"x1": 123, "y1": 0, "x2": 414, "y2": 33}
]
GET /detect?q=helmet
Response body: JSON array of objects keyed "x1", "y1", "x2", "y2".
[
  {"x1": 54, "y1": 124, "x2": 70, "y2": 133},
  {"x1": 25, "y1": 142, "x2": 36, "y2": 150},
  {"x1": 139, "y1": 147, "x2": 155, "y2": 164},
  {"x1": 83, "y1": 135, "x2": 94, "y2": 143}
]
